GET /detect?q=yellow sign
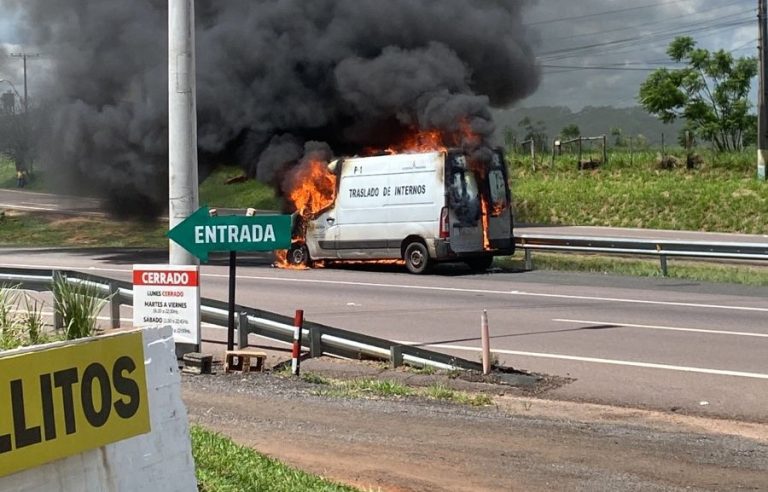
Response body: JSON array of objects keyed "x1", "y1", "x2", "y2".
[{"x1": 0, "y1": 331, "x2": 150, "y2": 477}]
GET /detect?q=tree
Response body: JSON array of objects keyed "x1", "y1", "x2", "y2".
[
  {"x1": 639, "y1": 36, "x2": 757, "y2": 152},
  {"x1": 610, "y1": 127, "x2": 627, "y2": 147},
  {"x1": 518, "y1": 116, "x2": 548, "y2": 151},
  {"x1": 0, "y1": 97, "x2": 32, "y2": 172},
  {"x1": 560, "y1": 124, "x2": 580, "y2": 140}
]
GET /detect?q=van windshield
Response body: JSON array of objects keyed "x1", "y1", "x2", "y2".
[{"x1": 448, "y1": 155, "x2": 480, "y2": 226}]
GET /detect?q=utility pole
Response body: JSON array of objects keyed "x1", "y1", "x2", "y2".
[
  {"x1": 10, "y1": 53, "x2": 40, "y2": 114},
  {"x1": 758, "y1": 0, "x2": 767, "y2": 180},
  {"x1": 169, "y1": 0, "x2": 200, "y2": 266},
  {"x1": 169, "y1": 0, "x2": 201, "y2": 357}
]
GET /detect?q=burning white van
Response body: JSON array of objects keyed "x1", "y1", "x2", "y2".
[{"x1": 285, "y1": 148, "x2": 514, "y2": 274}]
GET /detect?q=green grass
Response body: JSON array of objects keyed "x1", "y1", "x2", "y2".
[
  {"x1": 305, "y1": 375, "x2": 493, "y2": 406},
  {"x1": 423, "y1": 383, "x2": 493, "y2": 407},
  {"x1": 199, "y1": 166, "x2": 279, "y2": 210},
  {"x1": 0, "y1": 156, "x2": 46, "y2": 191},
  {"x1": 190, "y1": 426, "x2": 358, "y2": 492},
  {"x1": 0, "y1": 212, "x2": 168, "y2": 248},
  {"x1": 313, "y1": 378, "x2": 412, "y2": 399},
  {"x1": 510, "y1": 149, "x2": 767, "y2": 234}
]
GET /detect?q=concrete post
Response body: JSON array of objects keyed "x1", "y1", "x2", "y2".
[{"x1": 168, "y1": 0, "x2": 200, "y2": 266}]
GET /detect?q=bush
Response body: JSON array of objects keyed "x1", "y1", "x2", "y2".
[{"x1": 53, "y1": 274, "x2": 110, "y2": 340}]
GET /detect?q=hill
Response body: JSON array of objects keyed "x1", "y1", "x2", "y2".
[{"x1": 493, "y1": 106, "x2": 685, "y2": 147}]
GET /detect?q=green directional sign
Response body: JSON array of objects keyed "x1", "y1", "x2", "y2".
[{"x1": 167, "y1": 207, "x2": 292, "y2": 261}]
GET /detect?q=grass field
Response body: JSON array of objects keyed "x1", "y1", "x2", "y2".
[
  {"x1": 509, "y1": 148, "x2": 767, "y2": 234},
  {"x1": 0, "y1": 212, "x2": 167, "y2": 248},
  {"x1": 199, "y1": 166, "x2": 278, "y2": 210},
  {"x1": 191, "y1": 426, "x2": 357, "y2": 492}
]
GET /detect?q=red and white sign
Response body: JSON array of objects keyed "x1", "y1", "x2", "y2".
[{"x1": 133, "y1": 265, "x2": 200, "y2": 345}]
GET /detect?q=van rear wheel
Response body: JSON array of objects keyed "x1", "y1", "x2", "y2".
[
  {"x1": 466, "y1": 255, "x2": 494, "y2": 272},
  {"x1": 404, "y1": 242, "x2": 431, "y2": 274}
]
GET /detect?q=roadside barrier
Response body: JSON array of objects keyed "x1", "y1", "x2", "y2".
[
  {"x1": 516, "y1": 234, "x2": 768, "y2": 276},
  {"x1": 0, "y1": 267, "x2": 484, "y2": 372}
]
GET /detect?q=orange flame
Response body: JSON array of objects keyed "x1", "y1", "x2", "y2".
[
  {"x1": 275, "y1": 159, "x2": 338, "y2": 269},
  {"x1": 288, "y1": 159, "x2": 337, "y2": 217},
  {"x1": 480, "y1": 196, "x2": 491, "y2": 251}
]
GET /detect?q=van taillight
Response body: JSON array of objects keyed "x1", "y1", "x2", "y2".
[{"x1": 439, "y1": 207, "x2": 449, "y2": 238}]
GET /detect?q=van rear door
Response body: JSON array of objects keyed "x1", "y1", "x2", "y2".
[
  {"x1": 486, "y1": 150, "x2": 514, "y2": 250},
  {"x1": 446, "y1": 153, "x2": 484, "y2": 253}
]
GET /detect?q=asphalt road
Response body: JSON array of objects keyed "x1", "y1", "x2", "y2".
[{"x1": 1, "y1": 247, "x2": 766, "y2": 422}]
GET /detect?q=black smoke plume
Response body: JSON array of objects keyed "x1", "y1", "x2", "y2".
[{"x1": 1, "y1": 0, "x2": 539, "y2": 217}]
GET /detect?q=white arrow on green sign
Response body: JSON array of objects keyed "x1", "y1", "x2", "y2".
[{"x1": 167, "y1": 206, "x2": 292, "y2": 261}]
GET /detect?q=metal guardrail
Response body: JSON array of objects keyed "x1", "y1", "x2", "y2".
[
  {"x1": 0, "y1": 267, "x2": 483, "y2": 372},
  {"x1": 515, "y1": 234, "x2": 768, "y2": 275}
]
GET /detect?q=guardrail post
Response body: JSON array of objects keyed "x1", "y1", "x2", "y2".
[
  {"x1": 660, "y1": 254, "x2": 669, "y2": 277},
  {"x1": 524, "y1": 248, "x2": 534, "y2": 271},
  {"x1": 237, "y1": 311, "x2": 249, "y2": 349},
  {"x1": 309, "y1": 326, "x2": 323, "y2": 358},
  {"x1": 52, "y1": 272, "x2": 63, "y2": 331},
  {"x1": 109, "y1": 282, "x2": 120, "y2": 329},
  {"x1": 390, "y1": 345, "x2": 403, "y2": 368}
]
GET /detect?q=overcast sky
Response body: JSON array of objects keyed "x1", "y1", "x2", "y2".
[
  {"x1": 523, "y1": 0, "x2": 758, "y2": 109},
  {"x1": 0, "y1": 0, "x2": 759, "y2": 112}
]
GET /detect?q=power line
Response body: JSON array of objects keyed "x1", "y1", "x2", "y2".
[
  {"x1": 540, "y1": 64, "x2": 661, "y2": 72},
  {"x1": 528, "y1": 0, "x2": 690, "y2": 26},
  {"x1": 9, "y1": 52, "x2": 40, "y2": 114},
  {"x1": 526, "y1": 0, "x2": 752, "y2": 26},
  {"x1": 542, "y1": 6, "x2": 754, "y2": 45},
  {"x1": 539, "y1": 18, "x2": 753, "y2": 61}
]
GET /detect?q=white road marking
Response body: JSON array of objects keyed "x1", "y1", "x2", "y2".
[
  {"x1": 553, "y1": 318, "x2": 768, "y2": 338},
  {"x1": 2, "y1": 262, "x2": 767, "y2": 313},
  {"x1": 399, "y1": 342, "x2": 768, "y2": 380},
  {"x1": 0, "y1": 203, "x2": 60, "y2": 212},
  {"x1": 202, "y1": 273, "x2": 768, "y2": 313}
]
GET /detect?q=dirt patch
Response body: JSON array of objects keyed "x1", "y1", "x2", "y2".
[{"x1": 182, "y1": 355, "x2": 768, "y2": 491}]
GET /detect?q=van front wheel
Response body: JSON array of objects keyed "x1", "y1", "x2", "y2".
[
  {"x1": 404, "y1": 242, "x2": 431, "y2": 274},
  {"x1": 288, "y1": 243, "x2": 312, "y2": 267}
]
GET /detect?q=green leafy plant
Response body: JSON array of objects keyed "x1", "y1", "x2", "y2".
[
  {"x1": 639, "y1": 36, "x2": 757, "y2": 152},
  {"x1": 53, "y1": 274, "x2": 110, "y2": 340},
  {"x1": 21, "y1": 293, "x2": 47, "y2": 345},
  {"x1": 0, "y1": 284, "x2": 23, "y2": 349}
]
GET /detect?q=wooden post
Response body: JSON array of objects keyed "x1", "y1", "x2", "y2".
[
  {"x1": 551, "y1": 139, "x2": 556, "y2": 168},
  {"x1": 578, "y1": 137, "x2": 583, "y2": 166},
  {"x1": 629, "y1": 136, "x2": 633, "y2": 166},
  {"x1": 529, "y1": 139, "x2": 536, "y2": 172},
  {"x1": 602, "y1": 134, "x2": 608, "y2": 164}
]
